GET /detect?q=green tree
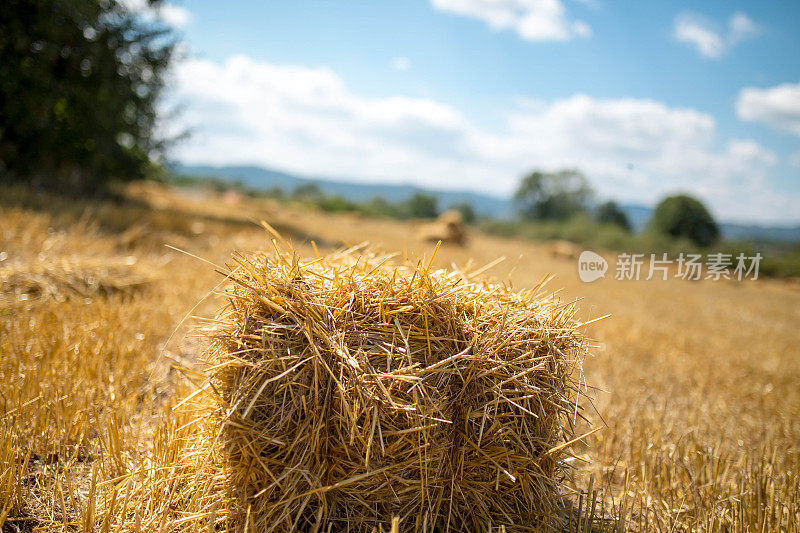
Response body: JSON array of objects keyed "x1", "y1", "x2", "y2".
[
  {"x1": 362, "y1": 196, "x2": 400, "y2": 218},
  {"x1": 0, "y1": 0, "x2": 176, "y2": 194},
  {"x1": 265, "y1": 186, "x2": 285, "y2": 200},
  {"x1": 317, "y1": 195, "x2": 358, "y2": 213},
  {"x1": 450, "y1": 202, "x2": 477, "y2": 224},
  {"x1": 514, "y1": 169, "x2": 593, "y2": 221},
  {"x1": 596, "y1": 200, "x2": 631, "y2": 231},
  {"x1": 403, "y1": 193, "x2": 438, "y2": 219},
  {"x1": 293, "y1": 183, "x2": 323, "y2": 199},
  {"x1": 649, "y1": 194, "x2": 719, "y2": 247}
]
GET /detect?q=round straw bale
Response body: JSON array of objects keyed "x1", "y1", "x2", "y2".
[{"x1": 203, "y1": 246, "x2": 587, "y2": 532}]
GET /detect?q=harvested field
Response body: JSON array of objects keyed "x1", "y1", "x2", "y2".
[{"x1": 1, "y1": 183, "x2": 799, "y2": 531}]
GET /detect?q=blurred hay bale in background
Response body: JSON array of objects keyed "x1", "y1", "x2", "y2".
[
  {"x1": 418, "y1": 209, "x2": 467, "y2": 246},
  {"x1": 202, "y1": 243, "x2": 588, "y2": 531},
  {"x1": 548, "y1": 240, "x2": 582, "y2": 261},
  {"x1": 0, "y1": 256, "x2": 150, "y2": 303}
]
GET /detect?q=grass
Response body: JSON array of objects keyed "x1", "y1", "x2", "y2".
[
  {"x1": 1, "y1": 182, "x2": 799, "y2": 531},
  {"x1": 482, "y1": 215, "x2": 800, "y2": 280}
]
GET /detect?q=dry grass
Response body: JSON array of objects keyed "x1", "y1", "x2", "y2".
[{"x1": 1, "y1": 182, "x2": 799, "y2": 531}]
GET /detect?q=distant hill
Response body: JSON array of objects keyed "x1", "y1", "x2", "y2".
[
  {"x1": 619, "y1": 204, "x2": 800, "y2": 242},
  {"x1": 717, "y1": 223, "x2": 800, "y2": 243},
  {"x1": 175, "y1": 163, "x2": 800, "y2": 243},
  {"x1": 175, "y1": 164, "x2": 513, "y2": 219}
]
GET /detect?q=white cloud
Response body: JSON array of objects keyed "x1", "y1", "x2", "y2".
[
  {"x1": 470, "y1": 96, "x2": 787, "y2": 220},
  {"x1": 673, "y1": 15, "x2": 724, "y2": 58},
  {"x1": 169, "y1": 55, "x2": 797, "y2": 223},
  {"x1": 119, "y1": 0, "x2": 192, "y2": 28},
  {"x1": 790, "y1": 150, "x2": 800, "y2": 168},
  {"x1": 170, "y1": 56, "x2": 474, "y2": 190},
  {"x1": 726, "y1": 139, "x2": 777, "y2": 166},
  {"x1": 392, "y1": 57, "x2": 411, "y2": 71},
  {"x1": 737, "y1": 82, "x2": 800, "y2": 137},
  {"x1": 673, "y1": 11, "x2": 759, "y2": 59},
  {"x1": 158, "y1": 4, "x2": 192, "y2": 28},
  {"x1": 430, "y1": 0, "x2": 591, "y2": 42},
  {"x1": 728, "y1": 12, "x2": 759, "y2": 44}
]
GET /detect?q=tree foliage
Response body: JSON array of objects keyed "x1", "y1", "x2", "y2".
[
  {"x1": 403, "y1": 193, "x2": 438, "y2": 219},
  {"x1": 451, "y1": 202, "x2": 477, "y2": 224},
  {"x1": 514, "y1": 169, "x2": 593, "y2": 221},
  {"x1": 0, "y1": 0, "x2": 175, "y2": 193},
  {"x1": 293, "y1": 183, "x2": 323, "y2": 199},
  {"x1": 596, "y1": 200, "x2": 631, "y2": 231},
  {"x1": 649, "y1": 194, "x2": 719, "y2": 247}
]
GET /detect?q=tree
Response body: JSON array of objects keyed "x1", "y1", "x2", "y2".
[
  {"x1": 450, "y1": 202, "x2": 476, "y2": 224},
  {"x1": 293, "y1": 183, "x2": 323, "y2": 199},
  {"x1": 514, "y1": 169, "x2": 593, "y2": 221},
  {"x1": 403, "y1": 193, "x2": 438, "y2": 219},
  {"x1": 596, "y1": 201, "x2": 631, "y2": 231},
  {"x1": 265, "y1": 186, "x2": 285, "y2": 200},
  {"x1": 649, "y1": 194, "x2": 719, "y2": 247},
  {"x1": 362, "y1": 196, "x2": 398, "y2": 218},
  {"x1": 317, "y1": 195, "x2": 358, "y2": 213},
  {"x1": 0, "y1": 0, "x2": 176, "y2": 194}
]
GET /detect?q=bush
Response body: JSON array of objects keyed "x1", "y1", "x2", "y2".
[
  {"x1": 264, "y1": 186, "x2": 285, "y2": 200},
  {"x1": 760, "y1": 249, "x2": 800, "y2": 279},
  {"x1": 293, "y1": 183, "x2": 323, "y2": 200},
  {"x1": 596, "y1": 201, "x2": 631, "y2": 231},
  {"x1": 360, "y1": 196, "x2": 401, "y2": 218},
  {"x1": 649, "y1": 194, "x2": 719, "y2": 247},
  {"x1": 480, "y1": 214, "x2": 697, "y2": 256},
  {"x1": 316, "y1": 195, "x2": 359, "y2": 213},
  {"x1": 514, "y1": 169, "x2": 593, "y2": 221},
  {"x1": 402, "y1": 193, "x2": 438, "y2": 219}
]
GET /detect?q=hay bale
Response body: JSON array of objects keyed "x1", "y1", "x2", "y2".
[
  {"x1": 548, "y1": 240, "x2": 581, "y2": 261},
  {"x1": 0, "y1": 257, "x2": 149, "y2": 302},
  {"x1": 203, "y1": 245, "x2": 587, "y2": 531},
  {"x1": 437, "y1": 209, "x2": 463, "y2": 227},
  {"x1": 418, "y1": 210, "x2": 467, "y2": 246}
]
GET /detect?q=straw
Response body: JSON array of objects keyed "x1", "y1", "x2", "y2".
[
  {"x1": 0, "y1": 257, "x2": 149, "y2": 302},
  {"x1": 200, "y1": 243, "x2": 588, "y2": 532}
]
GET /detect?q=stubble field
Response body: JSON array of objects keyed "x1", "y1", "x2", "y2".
[{"x1": 1, "y1": 182, "x2": 798, "y2": 531}]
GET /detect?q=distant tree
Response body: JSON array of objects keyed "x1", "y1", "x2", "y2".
[
  {"x1": 403, "y1": 193, "x2": 438, "y2": 219},
  {"x1": 293, "y1": 183, "x2": 323, "y2": 199},
  {"x1": 0, "y1": 0, "x2": 176, "y2": 194},
  {"x1": 317, "y1": 195, "x2": 358, "y2": 213},
  {"x1": 265, "y1": 186, "x2": 285, "y2": 200},
  {"x1": 363, "y1": 196, "x2": 390, "y2": 216},
  {"x1": 514, "y1": 169, "x2": 593, "y2": 221},
  {"x1": 596, "y1": 201, "x2": 631, "y2": 231},
  {"x1": 451, "y1": 202, "x2": 477, "y2": 224},
  {"x1": 362, "y1": 196, "x2": 400, "y2": 218},
  {"x1": 649, "y1": 194, "x2": 719, "y2": 247}
]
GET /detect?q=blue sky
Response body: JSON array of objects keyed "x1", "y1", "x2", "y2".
[{"x1": 152, "y1": 0, "x2": 800, "y2": 224}]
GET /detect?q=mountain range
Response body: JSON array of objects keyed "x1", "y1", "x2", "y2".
[{"x1": 176, "y1": 164, "x2": 800, "y2": 243}]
